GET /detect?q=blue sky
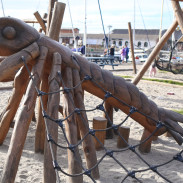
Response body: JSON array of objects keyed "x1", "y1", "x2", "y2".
[{"x1": 0, "y1": 0, "x2": 180, "y2": 33}]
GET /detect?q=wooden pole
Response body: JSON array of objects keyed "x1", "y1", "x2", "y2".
[
  {"x1": 0, "y1": 65, "x2": 31, "y2": 145},
  {"x1": 44, "y1": 52, "x2": 61, "y2": 183},
  {"x1": 1, "y1": 46, "x2": 48, "y2": 183},
  {"x1": 46, "y1": 0, "x2": 58, "y2": 34},
  {"x1": 48, "y1": 2, "x2": 66, "y2": 41},
  {"x1": 72, "y1": 69, "x2": 100, "y2": 179},
  {"x1": 34, "y1": 11, "x2": 47, "y2": 33},
  {"x1": 138, "y1": 129, "x2": 153, "y2": 154},
  {"x1": 35, "y1": 1, "x2": 65, "y2": 153},
  {"x1": 103, "y1": 101, "x2": 114, "y2": 139},
  {"x1": 132, "y1": 19, "x2": 178, "y2": 85},
  {"x1": 171, "y1": 1, "x2": 183, "y2": 33},
  {"x1": 128, "y1": 22, "x2": 136, "y2": 74},
  {"x1": 63, "y1": 67, "x2": 83, "y2": 183}
]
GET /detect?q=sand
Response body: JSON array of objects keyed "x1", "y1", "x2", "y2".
[{"x1": 0, "y1": 63, "x2": 183, "y2": 183}]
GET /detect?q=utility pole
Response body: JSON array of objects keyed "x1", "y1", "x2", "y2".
[
  {"x1": 84, "y1": 0, "x2": 87, "y2": 56},
  {"x1": 108, "y1": 25, "x2": 112, "y2": 48}
]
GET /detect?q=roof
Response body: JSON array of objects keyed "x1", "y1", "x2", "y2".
[{"x1": 112, "y1": 29, "x2": 160, "y2": 35}]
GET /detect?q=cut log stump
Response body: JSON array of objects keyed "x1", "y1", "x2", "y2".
[
  {"x1": 117, "y1": 126, "x2": 130, "y2": 148},
  {"x1": 93, "y1": 117, "x2": 107, "y2": 151}
]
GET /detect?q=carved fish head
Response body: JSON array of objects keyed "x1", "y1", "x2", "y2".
[{"x1": 0, "y1": 17, "x2": 40, "y2": 56}]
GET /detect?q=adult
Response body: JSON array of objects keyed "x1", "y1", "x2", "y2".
[
  {"x1": 125, "y1": 45, "x2": 129, "y2": 63},
  {"x1": 109, "y1": 44, "x2": 115, "y2": 56}
]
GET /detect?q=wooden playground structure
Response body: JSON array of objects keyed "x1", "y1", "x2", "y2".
[{"x1": 0, "y1": 0, "x2": 183, "y2": 183}]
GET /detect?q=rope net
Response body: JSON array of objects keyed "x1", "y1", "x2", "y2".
[{"x1": 23, "y1": 58, "x2": 183, "y2": 183}]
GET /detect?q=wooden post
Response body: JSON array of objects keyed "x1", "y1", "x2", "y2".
[
  {"x1": 0, "y1": 65, "x2": 31, "y2": 145},
  {"x1": 63, "y1": 67, "x2": 83, "y2": 183},
  {"x1": 46, "y1": 0, "x2": 58, "y2": 34},
  {"x1": 103, "y1": 101, "x2": 114, "y2": 139},
  {"x1": 44, "y1": 52, "x2": 61, "y2": 183},
  {"x1": 1, "y1": 46, "x2": 48, "y2": 183},
  {"x1": 48, "y1": 2, "x2": 66, "y2": 41},
  {"x1": 34, "y1": 11, "x2": 47, "y2": 33},
  {"x1": 171, "y1": 1, "x2": 183, "y2": 33},
  {"x1": 117, "y1": 126, "x2": 130, "y2": 148},
  {"x1": 72, "y1": 69, "x2": 99, "y2": 179},
  {"x1": 35, "y1": 1, "x2": 65, "y2": 153},
  {"x1": 138, "y1": 129, "x2": 153, "y2": 154},
  {"x1": 128, "y1": 22, "x2": 136, "y2": 74},
  {"x1": 132, "y1": 19, "x2": 178, "y2": 85},
  {"x1": 93, "y1": 117, "x2": 107, "y2": 151}
]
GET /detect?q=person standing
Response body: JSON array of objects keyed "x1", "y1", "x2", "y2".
[
  {"x1": 149, "y1": 60, "x2": 157, "y2": 77},
  {"x1": 109, "y1": 44, "x2": 115, "y2": 57},
  {"x1": 121, "y1": 46, "x2": 126, "y2": 63},
  {"x1": 125, "y1": 45, "x2": 129, "y2": 63}
]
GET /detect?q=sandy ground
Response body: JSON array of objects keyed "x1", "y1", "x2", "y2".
[{"x1": 0, "y1": 62, "x2": 183, "y2": 183}]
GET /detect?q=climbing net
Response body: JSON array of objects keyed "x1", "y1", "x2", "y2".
[{"x1": 23, "y1": 58, "x2": 183, "y2": 183}]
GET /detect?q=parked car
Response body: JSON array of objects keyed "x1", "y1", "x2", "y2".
[{"x1": 129, "y1": 52, "x2": 148, "y2": 62}]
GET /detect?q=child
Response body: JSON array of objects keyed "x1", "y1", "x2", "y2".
[{"x1": 149, "y1": 60, "x2": 156, "y2": 77}]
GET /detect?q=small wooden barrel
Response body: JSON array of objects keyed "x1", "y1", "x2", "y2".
[
  {"x1": 117, "y1": 126, "x2": 130, "y2": 148},
  {"x1": 93, "y1": 117, "x2": 107, "y2": 151}
]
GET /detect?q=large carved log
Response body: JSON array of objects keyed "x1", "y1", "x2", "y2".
[{"x1": 1, "y1": 46, "x2": 48, "y2": 183}]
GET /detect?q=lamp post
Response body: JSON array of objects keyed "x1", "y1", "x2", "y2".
[{"x1": 108, "y1": 25, "x2": 112, "y2": 48}]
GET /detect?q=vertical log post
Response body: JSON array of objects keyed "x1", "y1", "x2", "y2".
[
  {"x1": 35, "y1": 1, "x2": 65, "y2": 153},
  {"x1": 128, "y1": 22, "x2": 136, "y2": 74},
  {"x1": 46, "y1": 0, "x2": 58, "y2": 34},
  {"x1": 63, "y1": 67, "x2": 83, "y2": 183},
  {"x1": 117, "y1": 126, "x2": 130, "y2": 148},
  {"x1": 93, "y1": 117, "x2": 107, "y2": 151},
  {"x1": 138, "y1": 129, "x2": 154, "y2": 154},
  {"x1": 1, "y1": 46, "x2": 48, "y2": 183},
  {"x1": 48, "y1": 2, "x2": 66, "y2": 41},
  {"x1": 103, "y1": 101, "x2": 114, "y2": 139},
  {"x1": 44, "y1": 52, "x2": 61, "y2": 183},
  {"x1": 73, "y1": 69, "x2": 99, "y2": 179}
]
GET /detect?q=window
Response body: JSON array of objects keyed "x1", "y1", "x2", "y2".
[
  {"x1": 137, "y1": 41, "x2": 141, "y2": 47},
  {"x1": 119, "y1": 40, "x2": 122, "y2": 46},
  {"x1": 125, "y1": 41, "x2": 128, "y2": 46},
  {"x1": 144, "y1": 42, "x2": 148, "y2": 47},
  {"x1": 113, "y1": 40, "x2": 116, "y2": 45}
]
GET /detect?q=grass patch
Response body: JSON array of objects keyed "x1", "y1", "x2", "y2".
[
  {"x1": 172, "y1": 109, "x2": 183, "y2": 115},
  {"x1": 142, "y1": 78, "x2": 183, "y2": 86},
  {"x1": 116, "y1": 75, "x2": 183, "y2": 86}
]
